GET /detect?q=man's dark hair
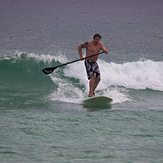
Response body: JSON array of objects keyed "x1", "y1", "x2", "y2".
[{"x1": 93, "y1": 33, "x2": 102, "y2": 39}]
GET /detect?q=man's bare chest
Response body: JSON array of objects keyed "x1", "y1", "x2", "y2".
[{"x1": 87, "y1": 44, "x2": 101, "y2": 52}]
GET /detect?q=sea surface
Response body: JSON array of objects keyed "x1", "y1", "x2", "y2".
[{"x1": 0, "y1": 0, "x2": 163, "y2": 162}]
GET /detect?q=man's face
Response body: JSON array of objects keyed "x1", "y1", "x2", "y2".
[{"x1": 93, "y1": 37, "x2": 101, "y2": 44}]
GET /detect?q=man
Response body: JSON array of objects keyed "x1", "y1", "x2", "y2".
[{"x1": 78, "y1": 33, "x2": 108, "y2": 97}]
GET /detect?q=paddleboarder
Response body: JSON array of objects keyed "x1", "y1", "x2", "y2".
[{"x1": 78, "y1": 33, "x2": 108, "y2": 97}]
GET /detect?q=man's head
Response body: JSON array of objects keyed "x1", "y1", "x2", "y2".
[
  {"x1": 93, "y1": 33, "x2": 102, "y2": 39},
  {"x1": 93, "y1": 33, "x2": 102, "y2": 44}
]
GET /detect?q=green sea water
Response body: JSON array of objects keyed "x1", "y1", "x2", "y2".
[
  {"x1": 1, "y1": 106, "x2": 163, "y2": 163},
  {"x1": 0, "y1": 53, "x2": 163, "y2": 163}
]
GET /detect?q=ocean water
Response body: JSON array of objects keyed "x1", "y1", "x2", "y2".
[{"x1": 0, "y1": 0, "x2": 163, "y2": 163}]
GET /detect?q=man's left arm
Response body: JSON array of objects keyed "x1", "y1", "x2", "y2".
[{"x1": 101, "y1": 43, "x2": 108, "y2": 54}]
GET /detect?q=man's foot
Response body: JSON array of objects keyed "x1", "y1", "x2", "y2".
[
  {"x1": 88, "y1": 92, "x2": 95, "y2": 97},
  {"x1": 88, "y1": 95, "x2": 94, "y2": 97}
]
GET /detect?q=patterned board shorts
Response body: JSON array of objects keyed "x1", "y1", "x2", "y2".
[{"x1": 84, "y1": 60, "x2": 100, "y2": 80}]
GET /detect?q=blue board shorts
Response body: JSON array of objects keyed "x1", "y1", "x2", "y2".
[{"x1": 84, "y1": 60, "x2": 100, "y2": 80}]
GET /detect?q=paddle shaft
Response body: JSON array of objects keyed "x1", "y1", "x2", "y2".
[
  {"x1": 42, "y1": 51, "x2": 104, "y2": 74},
  {"x1": 53, "y1": 51, "x2": 103, "y2": 69}
]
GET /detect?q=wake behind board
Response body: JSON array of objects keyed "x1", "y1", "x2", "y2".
[{"x1": 83, "y1": 96, "x2": 113, "y2": 109}]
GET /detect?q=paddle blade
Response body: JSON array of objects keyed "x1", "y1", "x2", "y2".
[{"x1": 42, "y1": 67, "x2": 55, "y2": 75}]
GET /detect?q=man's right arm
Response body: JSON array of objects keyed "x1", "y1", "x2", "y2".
[{"x1": 78, "y1": 42, "x2": 89, "y2": 60}]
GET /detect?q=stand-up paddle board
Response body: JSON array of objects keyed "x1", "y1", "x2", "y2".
[{"x1": 83, "y1": 96, "x2": 113, "y2": 109}]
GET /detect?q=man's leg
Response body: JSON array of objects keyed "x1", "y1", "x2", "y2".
[
  {"x1": 88, "y1": 75, "x2": 96, "y2": 97},
  {"x1": 93, "y1": 77, "x2": 100, "y2": 94},
  {"x1": 88, "y1": 75, "x2": 100, "y2": 97}
]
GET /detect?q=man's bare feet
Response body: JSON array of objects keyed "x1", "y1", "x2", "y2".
[{"x1": 88, "y1": 92, "x2": 95, "y2": 97}]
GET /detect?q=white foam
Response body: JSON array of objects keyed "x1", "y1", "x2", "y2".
[
  {"x1": 50, "y1": 73, "x2": 84, "y2": 104},
  {"x1": 14, "y1": 51, "x2": 69, "y2": 63},
  {"x1": 99, "y1": 59, "x2": 163, "y2": 91},
  {"x1": 61, "y1": 59, "x2": 163, "y2": 104}
]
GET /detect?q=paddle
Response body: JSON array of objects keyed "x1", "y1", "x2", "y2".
[{"x1": 42, "y1": 51, "x2": 104, "y2": 75}]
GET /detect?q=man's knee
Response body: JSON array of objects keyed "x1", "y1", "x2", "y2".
[
  {"x1": 91, "y1": 74, "x2": 100, "y2": 82},
  {"x1": 91, "y1": 74, "x2": 96, "y2": 80}
]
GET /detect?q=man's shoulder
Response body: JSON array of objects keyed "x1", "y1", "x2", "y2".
[
  {"x1": 80, "y1": 41, "x2": 89, "y2": 48},
  {"x1": 84, "y1": 41, "x2": 89, "y2": 45}
]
